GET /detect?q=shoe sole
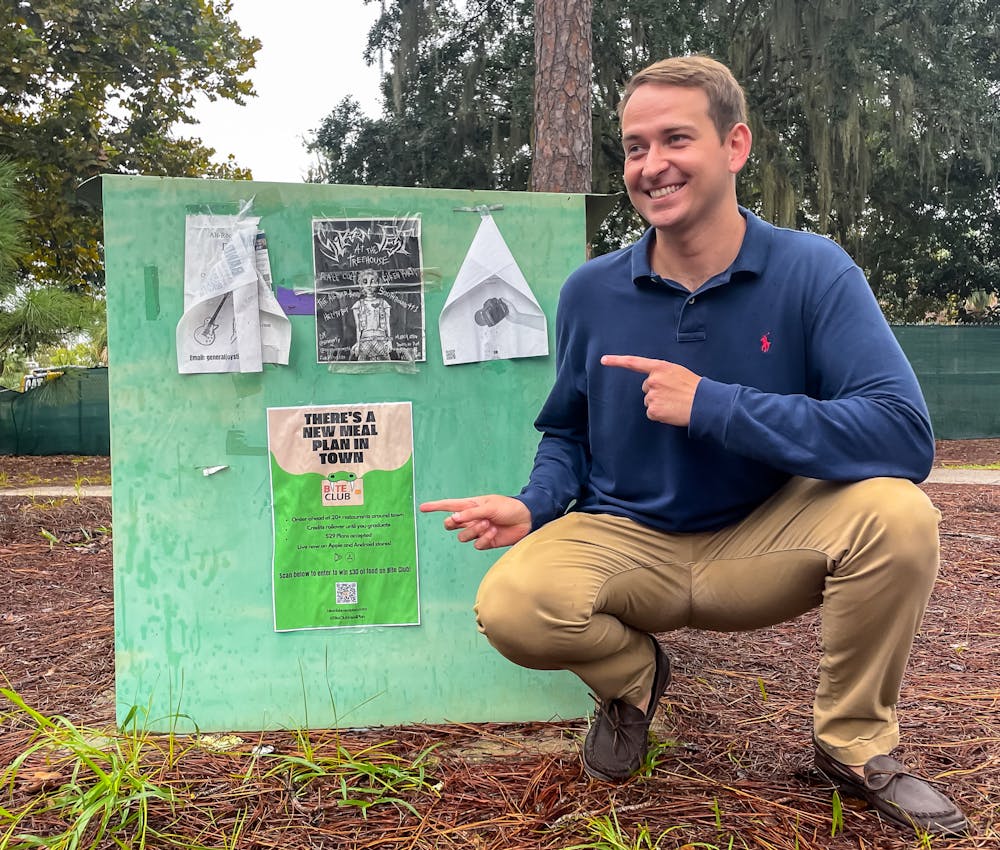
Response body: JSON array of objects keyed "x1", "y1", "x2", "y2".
[{"x1": 582, "y1": 760, "x2": 629, "y2": 782}]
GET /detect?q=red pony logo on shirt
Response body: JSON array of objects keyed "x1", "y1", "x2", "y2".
[{"x1": 760, "y1": 332, "x2": 772, "y2": 353}]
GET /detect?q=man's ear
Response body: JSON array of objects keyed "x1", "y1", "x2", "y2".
[{"x1": 727, "y1": 122, "x2": 752, "y2": 174}]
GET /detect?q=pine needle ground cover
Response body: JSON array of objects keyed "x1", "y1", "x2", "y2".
[{"x1": 0, "y1": 451, "x2": 997, "y2": 849}]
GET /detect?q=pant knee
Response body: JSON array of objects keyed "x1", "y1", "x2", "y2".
[
  {"x1": 474, "y1": 558, "x2": 584, "y2": 667},
  {"x1": 842, "y1": 478, "x2": 940, "y2": 586},
  {"x1": 863, "y1": 475, "x2": 938, "y2": 521},
  {"x1": 474, "y1": 568, "x2": 523, "y2": 645},
  {"x1": 475, "y1": 561, "x2": 535, "y2": 657}
]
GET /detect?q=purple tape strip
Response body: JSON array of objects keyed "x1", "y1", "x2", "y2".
[{"x1": 277, "y1": 287, "x2": 315, "y2": 316}]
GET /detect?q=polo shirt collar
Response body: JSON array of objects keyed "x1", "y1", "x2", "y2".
[{"x1": 630, "y1": 206, "x2": 772, "y2": 289}]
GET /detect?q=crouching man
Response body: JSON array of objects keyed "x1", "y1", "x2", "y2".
[{"x1": 422, "y1": 55, "x2": 968, "y2": 837}]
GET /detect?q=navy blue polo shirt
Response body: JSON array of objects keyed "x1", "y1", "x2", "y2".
[{"x1": 516, "y1": 209, "x2": 934, "y2": 533}]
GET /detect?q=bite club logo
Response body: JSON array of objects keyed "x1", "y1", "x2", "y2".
[{"x1": 322, "y1": 471, "x2": 364, "y2": 506}]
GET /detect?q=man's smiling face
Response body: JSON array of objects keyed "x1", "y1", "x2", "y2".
[{"x1": 621, "y1": 83, "x2": 746, "y2": 234}]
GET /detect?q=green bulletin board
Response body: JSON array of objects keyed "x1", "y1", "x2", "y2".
[{"x1": 103, "y1": 175, "x2": 597, "y2": 732}]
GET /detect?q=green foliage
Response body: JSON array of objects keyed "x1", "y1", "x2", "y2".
[
  {"x1": 309, "y1": 0, "x2": 535, "y2": 191},
  {"x1": 261, "y1": 728, "x2": 440, "y2": 818},
  {"x1": 0, "y1": 689, "x2": 174, "y2": 850},
  {"x1": 0, "y1": 159, "x2": 27, "y2": 301},
  {"x1": 0, "y1": 286, "x2": 101, "y2": 357},
  {"x1": 830, "y1": 788, "x2": 844, "y2": 836},
  {"x1": 564, "y1": 805, "x2": 726, "y2": 850},
  {"x1": 563, "y1": 806, "x2": 663, "y2": 850},
  {"x1": 1, "y1": 301, "x2": 109, "y2": 388},
  {"x1": 309, "y1": 0, "x2": 1000, "y2": 314},
  {"x1": 1, "y1": 0, "x2": 260, "y2": 293},
  {"x1": 0, "y1": 351, "x2": 29, "y2": 389},
  {"x1": 635, "y1": 734, "x2": 678, "y2": 778},
  {"x1": 0, "y1": 686, "x2": 440, "y2": 847},
  {"x1": 39, "y1": 339, "x2": 105, "y2": 368}
]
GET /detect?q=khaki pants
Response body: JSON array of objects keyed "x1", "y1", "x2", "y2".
[{"x1": 475, "y1": 477, "x2": 940, "y2": 766}]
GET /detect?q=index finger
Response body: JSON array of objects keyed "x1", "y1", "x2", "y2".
[
  {"x1": 419, "y1": 498, "x2": 478, "y2": 514},
  {"x1": 600, "y1": 354, "x2": 665, "y2": 374}
]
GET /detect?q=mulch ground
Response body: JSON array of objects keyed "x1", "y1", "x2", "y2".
[{"x1": 0, "y1": 446, "x2": 997, "y2": 849}]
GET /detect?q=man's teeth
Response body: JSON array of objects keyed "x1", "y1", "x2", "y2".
[{"x1": 649, "y1": 185, "x2": 681, "y2": 198}]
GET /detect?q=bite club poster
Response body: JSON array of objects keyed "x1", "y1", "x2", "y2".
[{"x1": 267, "y1": 402, "x2": 419, "y2": 631}]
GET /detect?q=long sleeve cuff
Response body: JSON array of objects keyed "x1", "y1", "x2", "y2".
[
  {"x1": 689, "y1": 378, "x2": 738, "y2": 446},
  {"x1": 514, "y1": 488, "x2": 562, "y2": 532}
]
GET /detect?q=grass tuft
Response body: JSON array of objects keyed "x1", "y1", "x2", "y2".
[
  {"x1": 0, "y1": 688, "x2": 175, "y2": 850},
  {"x1": 261, "y1": 728, "x2": 439, "y2": 818}
]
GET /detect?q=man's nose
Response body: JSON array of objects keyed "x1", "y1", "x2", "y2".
[{"x1": 642, "y1": 142, "x2": 671, "y2": 177}]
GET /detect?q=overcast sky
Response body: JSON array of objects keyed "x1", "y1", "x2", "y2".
[{"x1": 188, "y1": 0, "x2": 384, "y2": 183}]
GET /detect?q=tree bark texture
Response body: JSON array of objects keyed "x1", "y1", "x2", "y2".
[{"x1": 531, "y1": 0, "x2": 593, "y2": 193}]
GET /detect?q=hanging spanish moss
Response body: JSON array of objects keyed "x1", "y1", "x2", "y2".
[{"x1": 310, "y1": 0, "x2": 1000, "y2": 319}]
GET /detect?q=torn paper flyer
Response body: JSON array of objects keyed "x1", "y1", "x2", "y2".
[{"x1": 176, "y1": 215, "x2": 290, "y2": 374}]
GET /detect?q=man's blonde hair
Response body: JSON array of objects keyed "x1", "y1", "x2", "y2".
[{"x1": 618, "y1": 55, "x2": 748, "y2": 140}]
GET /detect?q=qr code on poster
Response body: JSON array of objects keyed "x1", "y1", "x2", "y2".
[{"x1": 335, "y1": 582, "x2": 358, "y2": 605}]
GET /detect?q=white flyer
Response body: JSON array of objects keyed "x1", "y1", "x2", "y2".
[
  {"x1": 439, "y1": 214, "x2": 548, "y2": 365},
  {"x1": 176, "y1": 215, "x2": 290, "y2": 374}
]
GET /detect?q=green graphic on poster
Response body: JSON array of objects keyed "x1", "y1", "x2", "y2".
[{"x1": 267, "y1": 402, "x2": 419, "y2": 631}]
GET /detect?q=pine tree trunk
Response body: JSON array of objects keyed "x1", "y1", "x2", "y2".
[{"x1": 531, "y1": 0, "x2": 593, "y2": 193}]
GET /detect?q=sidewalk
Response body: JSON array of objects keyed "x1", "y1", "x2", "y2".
[
  {"x1": 0, "y1": 485, "x2": 112, "y2": 497},
  {"x1": 0, "y1": 469, "x2": 997, "y2": 498},
  {"x1": 925, "y1": 467, "x2": 1000, "y2": 485}
]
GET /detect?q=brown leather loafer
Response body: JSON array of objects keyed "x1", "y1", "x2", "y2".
[
  {"x1": 582, "y1": 636, "x2": 671, "y2": 782},
  {"x1": 814, "y1": 744, "x2": 969, "y2": 836}
]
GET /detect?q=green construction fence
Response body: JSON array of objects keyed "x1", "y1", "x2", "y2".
[
  {"x1": 892, "y1": 325, "x2": 1000, "y2": 440},
  {"x1": 0, "y1": 327, "x2": 995, "y2": 459},
  {"x1": 0, "y1": 367, "x2": 110, "y2": 456}
]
